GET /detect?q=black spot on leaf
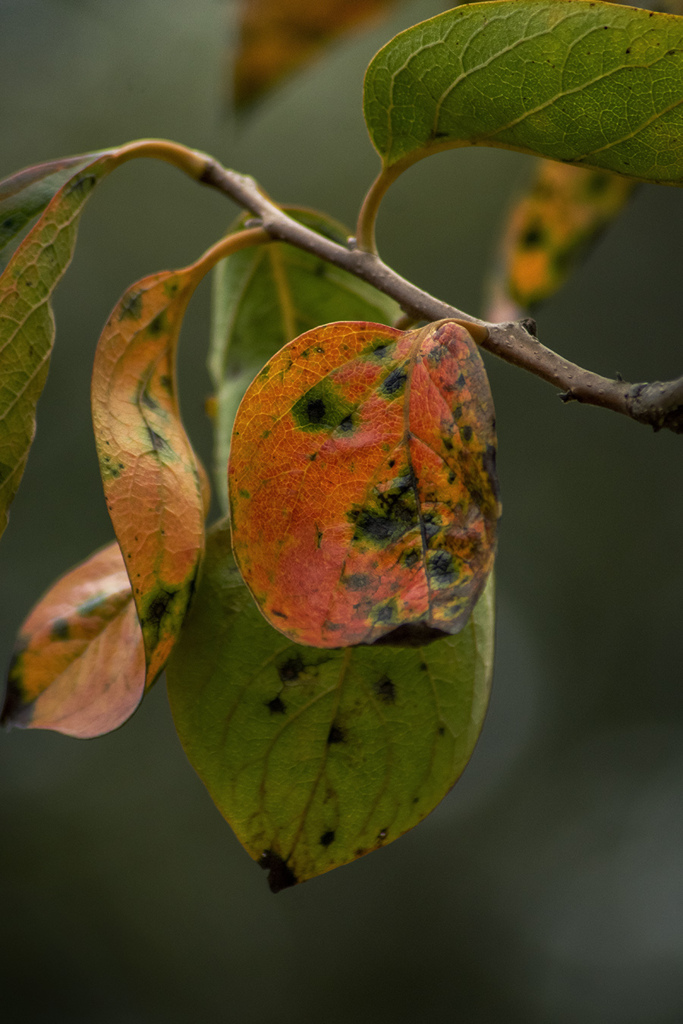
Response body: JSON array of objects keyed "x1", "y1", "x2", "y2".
[
  {"x1": 266, "y1": 696, "x2": 286, "y2": 714},
  {"x1": 319, "y1": 831, "x2": 335, "y2": 847},
  {"x1": 379, "y1": 367, "x2": 407, "y2": 398},
  {"x1": 374, "y1": 676, "x2": 396, "y2": 702},
  {"x1": 521, "y1": 221, "x2": 545, "y2": 248},
  {"x1": 140, "y1": 388, "x2": 159, "y2": 411},
  {"x1": 50, "y1": 618, "x2": 70, "y2": 641},
  {"x1": 278, "y1": 656, "x2": 304, "y2": 682},
  {"x1": 119, "y1": 291, "x2": 143, "y2": 320},
  {"x1": 344, "y1": 573, "x2": 369, "y2": 590},
  {"x1": 258, "y1": 850, "x2": 297, "y2": 893},
  {"x1": 461, "y1": 424, "x2": 473, "y2": 442},
  {"x1": 428, "y1": 549, "x2": 457, "y2": 588},
  {"x1": 148, "y1": 313, "x2": 165, "y2": 335},
  {"x1": 147, "y1": 427, "x2": 171, "y2": 454},
  {"x1": 327, "y1": 723, "x2": 344, "y2": 744}
]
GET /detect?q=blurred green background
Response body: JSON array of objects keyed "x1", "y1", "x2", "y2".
[{"x1": 1, "y1": 1, "x2": 682, "y2": 1021}]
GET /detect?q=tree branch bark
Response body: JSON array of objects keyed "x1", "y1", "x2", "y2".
[{"x1": 199, "y1": 159, "x2": 683, "y2": 435}]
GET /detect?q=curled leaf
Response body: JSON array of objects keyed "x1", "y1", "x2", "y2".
[
  {"x1": 91, "y1": 266, "x2": 209, "y2": 684},
  {"x1": 167, "y1": 518, "x2": 495, "y2": 889},
  {"x1": 1, "y1": 542, "x2": 144, "y2": 738},
  {"x1": 229, "y1": 320, "x2": 499, "y2": 648}
]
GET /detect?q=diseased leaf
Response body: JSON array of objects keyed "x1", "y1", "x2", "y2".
[
  {"x1": 209, "y1": 207, "x2": 399, "y2": 509},
  {"x1": 233, "y1": 0, "x2": 396, "y2": 107},
  {"x1": 167, "y1": 518, "x2": 495, "y2": 889},
  {"x1": 229, "y1": 320, "x2": 499, "y2": 648},
  {"x1": 487, "y1": 160, "x2": 636, "y2": 313},
  {"x1": 364, "y1": 0, "x2": 683, "y2": 184},
  {"x1": 1, "y1": 542, "x2": 144, "y2": 738},
  {"x1": 91, "y1": 265, "x2": 208, "y2": 685}
]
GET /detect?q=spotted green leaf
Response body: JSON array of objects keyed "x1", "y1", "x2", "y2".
[
  {"x1": 209, "y1": 207, "x2": 399, "y2": 509},
  {"x1": 364, "y1": 0, "x2": 683, "y2": 183},
  {"x1": 166, "y1": 518, "x2": 494, "y2": 890}
]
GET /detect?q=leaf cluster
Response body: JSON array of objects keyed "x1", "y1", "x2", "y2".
[{"x1": 1, "y1": 0, "x2": 681, "y2": 889}]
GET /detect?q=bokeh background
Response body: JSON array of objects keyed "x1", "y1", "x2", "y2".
[{"x1": 1, "y1": 1, "x2": 682, "y2": 1021}]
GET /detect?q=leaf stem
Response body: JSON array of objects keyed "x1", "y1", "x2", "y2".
[{"x1": 355, "y1": 165, "x2": 404, "y2": 254}]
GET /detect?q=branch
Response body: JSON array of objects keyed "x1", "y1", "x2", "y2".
[{"x1": 199, "y1": 159, "x2": 683, "y2": 435}]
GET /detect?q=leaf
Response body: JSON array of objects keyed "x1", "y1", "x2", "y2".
[
  {"x1": 209, "y1": 207, "x2": 400, "y2": 509},
  {"x1": 0, "y1": 153, "x2": 96, "y2": 256},
  {"x1": 233, "y1": 0, "x2": 396, "y2": 108},
  {"x1": 166, "y1": 518, "x2": 495, "y2": 889},
  {"x1": 0, "y1": 151, "x2": 121, "y2": 541},
  {"x1": 229, "y1": 319, "x2": 499, "y2": 648},
  {"x1": 0, "y1": 138, "x2": 211, "y2": 545},
  {"x1": 489, "y1": 160, "x2": 636, "y2": 312},
  {"x1": 1, "y1": 542, "x2": 145, "y2": 739},
  {"x1": 91, "y1": 265, "x2": 209, "y2": 685},
  {"x1": 364, "y1": 0, "x2": 683, "y2": 184}
]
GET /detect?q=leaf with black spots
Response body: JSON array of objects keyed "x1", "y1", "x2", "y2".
[
  {"x1": 166, "y1": 518, "x2": 495, "y2": 887},
  {"x1": 229, "y1": 319, "x2": 499, "y2": 647},
  {"x1": 91, "y1": 259, "x2": 214, "y2": 684}
]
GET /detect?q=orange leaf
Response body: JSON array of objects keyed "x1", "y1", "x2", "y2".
[
  {"x1": 91, "y1": 268, "x2": 207, "y2": 684},
  {"x1": 497, "y1": 161, "x2": 635, "y2": 310},
  {"x1": 229, "y1": 320, "x2": 499, "y2": 648},
  {"x1": 233, "y1": 0, "x2": 395, "y2": 107},
  {"x1": 1, "y1": 542, "x2": 144, "y2": 738}
]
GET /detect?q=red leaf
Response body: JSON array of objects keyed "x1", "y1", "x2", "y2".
[{"x1": 229, "y1": 320, "x2": 499, "y2": 647}]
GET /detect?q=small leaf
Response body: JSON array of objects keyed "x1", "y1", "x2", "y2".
[
  {"x1": 364, "y1": 0, "x2": 683, "y2": 183},
  {"x1": 488, "y1": 160, "x2": 636, "y2": 311},
  {"x1": 1, "y1": 542, "x2": 144, "y2": 738},
  {"x1": 229, "y1": 320, "x2": 499, "y2": 648},
  {"x1": 233, "y1": 0, "x2": 396, "y2": 108},
  {"x1": 166, "y1": 518, "x2": 495, "y2": 889},
  {"x1": 209, "y1": 206, "x2": 400, "y2": 509},
  {"x1": 91, "y1": 266, "x2": 208, "y2": 684}
]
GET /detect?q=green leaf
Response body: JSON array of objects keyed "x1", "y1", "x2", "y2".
[
  {"x1": 166, "y1": 518, "x2": 494, "y2": 890},
  {"x1": 209, "y1": 208, "x2": 400, "y2": 510},
  {"x1": 0, "y1": 138, "x2": 212, "y2": 543},
  {"x1": 0, "y1": 153, "x2": 96, "y2": 256},
  {"x1": 0, "y1": 154, "x2": 118, "y2": 541},
  {"x1": 364, "y1": 0, "x2": 683, "y2": 184}
]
